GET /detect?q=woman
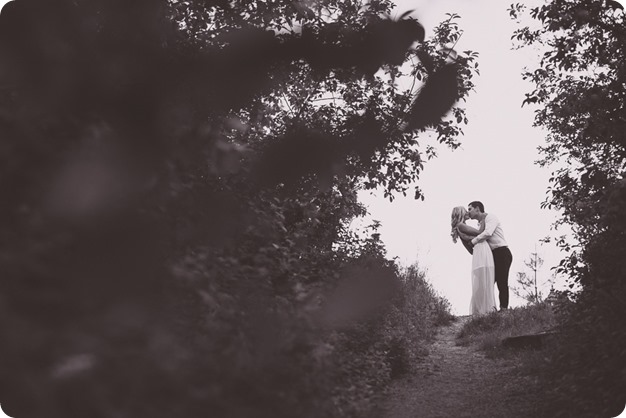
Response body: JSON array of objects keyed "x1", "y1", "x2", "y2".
[{"x1": 450, "y1": 206, "x2": 496, "y2": 315}]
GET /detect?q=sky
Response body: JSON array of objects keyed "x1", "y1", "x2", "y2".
[{"x1": 354, "y1": 0, "x2": 572, "y2": 315}]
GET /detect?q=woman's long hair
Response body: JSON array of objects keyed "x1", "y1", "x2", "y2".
[{"x1": 450, "y1": 206, "x2": 467, "y2": 243}]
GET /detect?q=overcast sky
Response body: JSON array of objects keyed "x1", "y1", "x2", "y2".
[{"x1": 355, "y1": 0, "x2": 571, "y2": 315}]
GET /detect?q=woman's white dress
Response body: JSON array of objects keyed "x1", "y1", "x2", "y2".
[{"x1": 470, "y1": 240, "x2": 497, "y2": 315}]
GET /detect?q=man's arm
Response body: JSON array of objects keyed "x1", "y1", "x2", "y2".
[{"x1": 471, "y1": 214, "x2": 498, "y2": 245}]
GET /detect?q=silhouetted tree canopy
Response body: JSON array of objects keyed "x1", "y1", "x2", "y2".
[
  {"x1": 512, "y1": 1, "x2": 626, "y2": 416},
  {"x1": 0, "y1": 0, "x2": 476, "y2": 416}
]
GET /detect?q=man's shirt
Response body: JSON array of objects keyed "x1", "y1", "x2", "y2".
[{"x1": 471, "y1": 213, "x2": 508, "y2": 250}]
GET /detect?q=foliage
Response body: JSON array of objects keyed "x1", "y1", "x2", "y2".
[
  {"x1": 0, "y1": 0, "x2": 474, "y2": 417},
  {"x1": 510, "y1": 0, "x2": 626, "y2": 416}
]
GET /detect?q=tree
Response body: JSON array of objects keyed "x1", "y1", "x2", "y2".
[
  {"x1": 513, "y1": 249, "x2": 545, "y2": 304},
  {"x1": 511, "y1": 1, "x2": 626, "y2": 416},
  {"x1": 0, "y1": 1, "x2": 477, "y2": 417}
]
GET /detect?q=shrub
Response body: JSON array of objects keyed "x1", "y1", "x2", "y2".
[
  {"x1": 533, "y1": 288, "x2": 626, "y2": 418},
  {"x1": 510, "y1": 2, "x2": 626, "y2": 416},
  {"x1": 0, "y1": 1, "x2": 471, "y2": 417}
]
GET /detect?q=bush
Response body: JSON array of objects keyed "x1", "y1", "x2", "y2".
[
  {"x1": 157, "y1": 221, "x2": 452, "y2": 418},
  {"x1": 510, "y1": 3, "x2": 626, "y2": 416},
  {"x1": 374, "y1": 264, "x2": 454, "y2": 379},
  {"x1": 533, "y1": 288, "x2": 626, "y2": 418},
  {"x1": 0, "y1": 1, "x2": 469, "y2": 417}
]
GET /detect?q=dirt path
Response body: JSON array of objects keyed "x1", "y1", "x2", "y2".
[{"x1": 377, "y1": 316, "x2": 538, "y2": 418}]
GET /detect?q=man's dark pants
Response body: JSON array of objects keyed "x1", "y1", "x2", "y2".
[{"x1": 492, "y1": 246, "x2": 513, "y2": 309}]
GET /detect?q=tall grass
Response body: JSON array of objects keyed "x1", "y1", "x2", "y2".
[
  {"x1": 456, "y1": 302, "x2": 557, "y2": 357},
  {"x1": 373, "y1": 263, "x2": 454, "y2": 380},
  {"x1": 318, "y1": 260, "x2": 455, "y2": 416},
  {"x1": 398, "y1": 264, "x2": 454, "y2": 330}
]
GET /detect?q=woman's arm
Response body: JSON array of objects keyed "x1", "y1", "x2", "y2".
[{"x1": 455, "y1": 225, "x2": 474, "y2": 254}]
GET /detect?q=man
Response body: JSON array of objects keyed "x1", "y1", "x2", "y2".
[{"x1": 468, "y1": 201, "x2": 513, "y2": 311}]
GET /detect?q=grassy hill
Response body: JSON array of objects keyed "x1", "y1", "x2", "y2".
[{"x1": 455, "y1": 300, "x2": 625, "y2": 418}]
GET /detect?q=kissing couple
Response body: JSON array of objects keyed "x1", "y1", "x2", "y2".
[{"x1": 450, "y1": 201, "x2": 513, "y2": 315}]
